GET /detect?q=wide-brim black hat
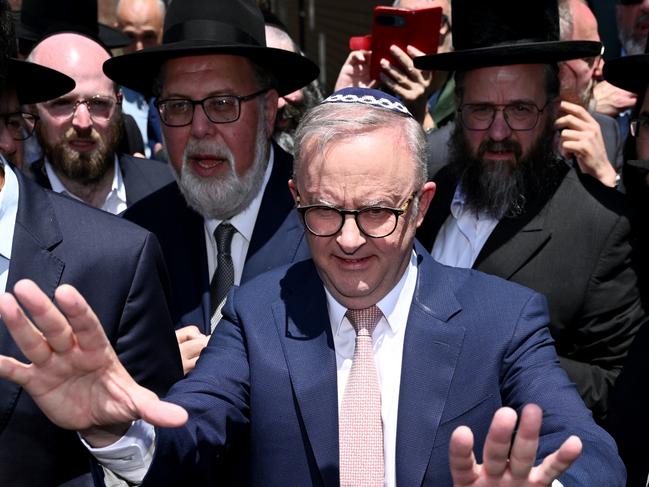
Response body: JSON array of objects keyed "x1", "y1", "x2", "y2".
[
  {"x1": 103, "y1": 0, "x2": 319, "y2": 98},
  {"x1": 12, "y1": 0, "x2": 129, "y2": 49},
  {"x1": 8, "y1": 58, "x2": 75, "y2": 104},
  {"x1": 414, "y1": 0, "x2": 602, "y2": 71},
  {"x1": 603, "y1": 35, "x2": 649, "y2": 94}
]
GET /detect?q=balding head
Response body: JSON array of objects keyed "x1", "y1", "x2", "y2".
[
  {"x1": 29, "y1": 33, "x2": 115, "y2": 95},
  {"x1": 115, "y1": 0, "x2": 165, "y2": 53}
]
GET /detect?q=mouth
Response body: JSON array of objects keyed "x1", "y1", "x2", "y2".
[
  {"x1": 68, "y1": 139, "x2": 97, "y2": 152},
  {"x1": 334, "y1": 255, "x2": 373, "y2": 269},
  {"x1": 187, "y1": 154, "x2": 229, "y2": 176}
]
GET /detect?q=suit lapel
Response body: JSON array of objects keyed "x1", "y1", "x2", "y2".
[
  {"x1": 0, "y1": 171, "x2": 64, "y2": 433},
  {"x1": 119, "y1": 155, "x2": 144, "y2": 206},
  {"x1": 274, "y1": 262, "x2": 339, "y2": 487},
  {"x1": 395, "y1": 249, "x2": 465, "y2": 487}
]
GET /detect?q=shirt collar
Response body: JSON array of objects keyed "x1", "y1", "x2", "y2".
[
  {"x1": 326, "y1": 250, "x2": 419, "y2": 336},
  {"x1": 204, "y1": 144, "x2": 275, "y2": 242},
  {"x1": 44, "y1": 155, "x2": 126, "y2": 208},
  {"x1": 0, "y1": 161, "x2": 20, "y2": 260}
]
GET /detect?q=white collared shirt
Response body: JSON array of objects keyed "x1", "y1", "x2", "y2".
[
  {"x1": 45, "y1": 156, "x2": 127, "y2": 215},
  {"x1": 202, "y1": 145, "x2": 275, "y2": 288},
  {"x1": 431, "y1": 184, "x2": 500, "y2": 268},
  {"x1": 0, "y1": 160, "x2": 19, "y2": 294},
  {"x1": 327, "y1": 251, "x2": 418, "y2": 487}
]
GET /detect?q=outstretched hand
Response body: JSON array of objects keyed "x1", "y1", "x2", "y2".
[
  {"x1": 449, "y1": 404, "x2": 582, "y2": 486},
  {"x1": 0, "y1": 279, "x2": 188, "y2": 447}
]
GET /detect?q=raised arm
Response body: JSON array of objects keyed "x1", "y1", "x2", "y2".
[{"x1": 0, "y1": 279, "x2": 187, "y2": 447}]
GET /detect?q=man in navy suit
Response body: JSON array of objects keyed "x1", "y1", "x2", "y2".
[
  {"x1": 103, "y1": 0, "x2": 319, "y2": 373},
  {"x1": 0, "y1": 8, "x2": 182, "y2": 485},
  {"x1": 0, "y1": 87, "x2": 624, "y2": 486}
]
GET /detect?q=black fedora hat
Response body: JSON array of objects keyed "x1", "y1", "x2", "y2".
[
  {"x1": 13, "y1": 0, "x2": 129, "y2": 49},
  {"x1": 7, "y1": 58, "x2": 75, "y2": 104},
  {"x1": 103, "y1": 0, "x2": 320, "y2": 98},
  {"x1": 414, "y1": 0, "x2": 602, "y2": 71},
  {"x1": 603, "y1": 37, "x2": 649, "y2": 95}
]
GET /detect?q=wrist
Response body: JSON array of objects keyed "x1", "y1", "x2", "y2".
[{"x1": 80, "y1": 422, "x2": 133, "y2": 448}]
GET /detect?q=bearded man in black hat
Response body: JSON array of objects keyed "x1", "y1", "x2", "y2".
[
  {"x1": 106, "y1": 0, "x2": 319, "y2": 374},
  {"x1": 416, "y1": 0, "x2": 646, "y2": 424}
]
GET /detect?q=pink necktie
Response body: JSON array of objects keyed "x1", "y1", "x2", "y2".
[{"x1": 339, "y1": 305, "x2": 384, "y2": 487}]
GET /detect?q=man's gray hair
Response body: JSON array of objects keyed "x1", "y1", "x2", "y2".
[
  {"x1": 116, "y1": 0, "x2": 166, "y2": 17},
  {"x1": 292, "y1": 103, "x2": 428, "y2": 189}
]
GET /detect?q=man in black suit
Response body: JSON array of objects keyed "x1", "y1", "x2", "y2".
[
  {"x1": 414, "y1": 0, "x2": 646, "y2": 423},
  {"x1": 25, "y1": 31, "x2": 173, "y2": 214},
  {"x1": 0, "y1": 5, "x2": 182, "y2": 485},
  {"x1": 104, "y1": 0, "x2": 320, "y2": 373}
]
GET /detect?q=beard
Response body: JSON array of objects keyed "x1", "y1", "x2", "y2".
[
  {"x1": 448, "y1": 116, "x2": 565, "y2": 218},
  {"x1": 173, "y1": 111, "x2": 270, "y2": 220},
  {"x1": 38, "y1": 115, "x2": 122, "y2": 185},
  {"x1": 619, "y1": 13, "x2": 649, "y2": 55},
  {"x1": 273, "y1": 80, "x2": 323, "y2": 155}
]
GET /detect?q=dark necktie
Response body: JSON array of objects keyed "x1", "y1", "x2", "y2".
[
  {"x1": 339, "y1": 305, "x2": 384, "y2": 487},
  {"x1": 209, "y1": 222, "x2": 236, "y2": 331}
]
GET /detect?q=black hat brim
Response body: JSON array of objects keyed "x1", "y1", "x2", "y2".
[
  {"x1": 8, "y1": 58, "x2": 75, "y2": 104},
  {"x1": 103, "y1": 41, "x2": 320, "y2": 98},
  {"x1": 414, "y1": 41, "x2": 602, "y2": 71},
  {"x1": 13, "y1": 11, "x2": 130, "y2": 48},
  {"x1": 603, "y1": 55, "x2": 649, "y2": 95}
]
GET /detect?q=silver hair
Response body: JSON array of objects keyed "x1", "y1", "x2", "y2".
[
  {"x1": 293, "y1": 103, "x2": 428, "y2": 193},
  {"x1": 116, "y1": 0, "x2": 166, "y2": 17}
]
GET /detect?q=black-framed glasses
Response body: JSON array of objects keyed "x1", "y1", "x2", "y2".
[
  {"x1": 630, "y1": 116, "x2": 649, "y2": 139},
  {"x1": 42, "y1": 94, "x2": 121, "y2": 121},
  {"x1": 0, "y1": 111, "x2": 39, "y2": 141},
  {"x1": 295, "y1": 192, "x2": 417, "y2": 238},
  {"x1": 458, "y1": 101, "x2": 551, "y2": 131},
  {"x1": 156, "y1": 89, "x2": 269, "y2": 127}
]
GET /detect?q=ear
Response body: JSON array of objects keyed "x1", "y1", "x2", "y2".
[
  {"x1": 263, "y1": 89, "x2": 279, "y2": 138},
  {"x1": 415, "y1": 181, "x2": 436, "y2": 228},
  {"x1": 288, "y1": 178, "x2": 299, "y2": 204}
]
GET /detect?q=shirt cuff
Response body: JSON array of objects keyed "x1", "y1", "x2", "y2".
[{"x1": 80, "y1": 420, "x2": 156, "y2": 484}]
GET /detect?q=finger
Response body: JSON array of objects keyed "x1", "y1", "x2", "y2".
[
  {"x1": 531, "y1": 435, "x2": 583, "y2": 484},
  {"x1": 406, "y1": 45, "x2": 426, "y2": 57},
  {"x1": 380, "y1": 58, "x2": 410, "y2": 85},
  {"x1": 53, "y1": 284, "x2": 112, "y2": 353},
  {"x1": 182, "y1": 356, "x2": 199, "y2": 375},
  {"x1": 559, "y1": 129, "x2": 587, "y2": 143},
  {"x1": 482, "y1": 407, "x2": 518, "y2": 476},
  {"x1": 0, "y1": 355, "x2": 33, "y2": 386},
  {"x1": 449, "y1": 426, "x2": 480, "y2": 486},
  {"x1": 509, "y1": 404, "x2": 542, "y2": 479},
  {"x1": 179, "y1": 336, "x2": 209, "y2": 360},
  {"x1": 388, "y1": 44, "x2": 413, "y2": 70},
  {"x1": 555, "y1": 114, "x2": 589, "y2": 132},
  {"x1": 176, "y1": 325, "x2": 203, "y2": 343},
  {"x1": 134, "y1": 389, "x2": 189, "y2": 429},
  {"x1": 0, "y1": 289, "x2": 53, "y2": 365},
  {"x1": 559, "y1": 100, "x2": 588, "y2": 116}
]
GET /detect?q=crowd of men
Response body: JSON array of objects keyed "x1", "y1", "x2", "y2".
[{"x1": 0, "y1": 0, "x2": 647, "y2": 486}]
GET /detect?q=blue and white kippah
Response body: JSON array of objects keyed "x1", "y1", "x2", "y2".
[{"x1": 321, "y1": 87, "x2": 413, "y2": 118}]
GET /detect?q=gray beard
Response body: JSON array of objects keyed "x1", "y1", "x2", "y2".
[{"x1": 173, "y1": 115, "x2": 270, "y2": 220}]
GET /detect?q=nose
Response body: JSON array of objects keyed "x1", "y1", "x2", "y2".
[
  {"x1": 71, "y1": 102, "x2": 93, "y2": 132},
  {"x1": 487, "y1": 109, "x2": 512, "y2": 141},
  {"x1": 190, "y1": 102, "x2": 217, "y2": 139},
  {"x1": 336, "y1": 214, "x2": 366, "y2": 253},
  {"x1": 0, "y1": 125, "x2": 17, "y2": 161}
]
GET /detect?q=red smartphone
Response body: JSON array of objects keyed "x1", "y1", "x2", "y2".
[{"x1": 350, "y1": 6, "x2": 442, "y2": 81}]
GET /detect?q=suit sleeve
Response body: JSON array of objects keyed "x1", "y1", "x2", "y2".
[
  {"x1": 500, "y1": 292, "x2": 626, "y2": 487},
  {"x1": 558, "y1": 212, "x2": 645, "y2": 422},
  {"x1": 114, "y1": 232, "x2": 183, "y2": 396}
]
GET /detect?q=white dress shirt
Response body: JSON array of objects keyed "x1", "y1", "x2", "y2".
[
  {"x1": 45, "y1": 156, "x2": 128, "y2": 215},
  {"x1": 203, "y1": 145, "x2": 275, "y2": 288},
  {"x1": 0, "y1": 159, "x2": 19, "y2": 293},
  {"x1": 431, "y1": 184, "x2": 499, "y2": 268}
]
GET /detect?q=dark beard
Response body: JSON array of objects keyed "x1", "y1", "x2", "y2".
[
  {"x1": 448, "y1": 118, "x2": 565, "y2": 218},
  {"x1": 38, "y1": 115, "x2": 123, "y2": 185},
  {"x1": 273, "y1": 80, "x2": 322, "y2": 155}
]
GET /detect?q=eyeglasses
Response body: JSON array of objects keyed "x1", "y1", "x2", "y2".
[
  {"x1": 296, "y1": 192, "x2": 417, "y2": 238},
  {"x1": 630, "y1": 116, "x2": 649, "y2": 139},
  {"x1": 156, "y1": 89, "x2": 269, "y2": 127},
  {"x1": 0, "y1": 111, "x2": 39, "y2": 141},
  {"x1": 458, "y1": 101, "x2": 551, "y2": 131},
  {"x1": 42, "y1": 95, "x2": 121, "y2": 121}
]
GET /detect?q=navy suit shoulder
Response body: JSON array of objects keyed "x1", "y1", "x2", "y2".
[
  {"x1": 0, "y1": 170, "x2": 182, "y2": 487},
  {"x1": 119, "y1": 153, "x2": 174, "y2": 206},
  {"x1": 142, "y1": 248, "x2": 623, "y2": 486}
]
